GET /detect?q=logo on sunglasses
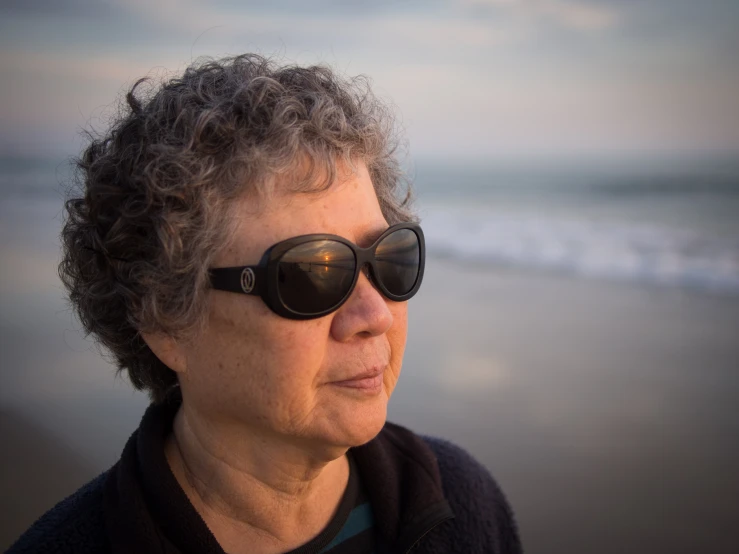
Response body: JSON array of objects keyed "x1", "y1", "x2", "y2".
[{"x1": 240, "y1": 267, "x2": 255, "y2": 293}]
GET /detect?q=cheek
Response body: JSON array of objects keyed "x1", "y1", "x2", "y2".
[
  {"x1": 384, "y1": 303, "x2": 409, "y2": 394},
  {"x1": 183, "y1": 295, "x2": 331, "y2": 414}
]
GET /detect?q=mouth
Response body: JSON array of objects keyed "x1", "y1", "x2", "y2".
[{"x1": 331, "y1": 367, "x2": 386, "y2": 395}]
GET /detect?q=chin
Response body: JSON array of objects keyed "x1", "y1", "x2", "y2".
[{"x1": 326, "y1": 391, "x2": 389, "y2": 448}]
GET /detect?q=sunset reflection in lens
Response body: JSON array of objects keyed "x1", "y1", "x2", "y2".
[{"x1": 278, "y1": 241, "x2": 356, "y2": 314}]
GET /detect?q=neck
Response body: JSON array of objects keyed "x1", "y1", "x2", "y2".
[{"x1": 164, "y1": 404, "x2": 350, "y2": 554}]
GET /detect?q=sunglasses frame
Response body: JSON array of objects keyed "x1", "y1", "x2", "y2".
[{"x1": 209, "y1": 222, "x2": 425, "y2": 320}]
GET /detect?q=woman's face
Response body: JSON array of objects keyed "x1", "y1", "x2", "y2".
[{"x1": 177, "y1": 161, "x2": 408, "y2": 450}]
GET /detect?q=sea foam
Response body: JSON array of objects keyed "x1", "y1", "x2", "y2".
[{"x1": 422, "y1": 207, "x2": 739, "y2": 294}]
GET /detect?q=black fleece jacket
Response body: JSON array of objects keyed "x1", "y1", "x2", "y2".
[{"x1": 8, "y1": 395, "x2": 522, "y2": 554}]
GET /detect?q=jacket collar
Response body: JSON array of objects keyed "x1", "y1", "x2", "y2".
[
  {"x1": 104, "y1": 390, "x2": 453, "y2": 554},
  {"x1": 352, "y1": 422, "x2": 454, "y2": 552}
]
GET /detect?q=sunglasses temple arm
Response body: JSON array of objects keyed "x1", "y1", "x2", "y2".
[{"x1": 209, "y1": 266, "x2": 266, "y2": 296}]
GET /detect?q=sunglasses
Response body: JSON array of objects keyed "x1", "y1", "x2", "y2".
[{"x1": 209, "y1": 222, "x2": 425, "y2": 320}]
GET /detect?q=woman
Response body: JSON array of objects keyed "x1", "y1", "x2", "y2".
[{"x1": 10, "y1": 55, "x2": 521, "y2": 554}]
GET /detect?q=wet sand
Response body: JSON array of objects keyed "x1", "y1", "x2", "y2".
[
  {"x1": 395, "y1": 261, "x2": 739, "y2": 554},
  {"x1": 2, "y1": 194, "x2": 739, "y2": 552}
]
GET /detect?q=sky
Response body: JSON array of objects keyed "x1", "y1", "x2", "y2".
[{"x1": 1, "y1": 0, "x2": 738, "y2": 162}]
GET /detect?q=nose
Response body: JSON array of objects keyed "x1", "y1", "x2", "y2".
[{"x1": 330, "y1": 270, "x2": 394, "y2": 342}]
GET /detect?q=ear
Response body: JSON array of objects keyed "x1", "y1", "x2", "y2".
[{"x1": 140, "y1": 332, "x2": 188, "y2": 374}]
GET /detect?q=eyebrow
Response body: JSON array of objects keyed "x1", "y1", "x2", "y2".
[{"x1": 355, "y1": 223, "x2": 391, "y2": 248}]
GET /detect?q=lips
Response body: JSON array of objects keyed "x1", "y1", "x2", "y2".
[{"x1": 331, "y1": 366, "x2": 386, "y2": 394}]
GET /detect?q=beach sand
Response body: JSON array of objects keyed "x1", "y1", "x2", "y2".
[
  {"x1": 396, "y1": 261, "x2": 739, "y2": 554},
  {"x1": 2, "y1": 219, "x2": 738, "y2": 552}
]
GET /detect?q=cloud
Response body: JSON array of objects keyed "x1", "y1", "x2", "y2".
[
  {"x1": 2, "y1": 0, "x2": 737, "y2": 159},
  {"x1": 540, "y1": 0, "x2": 619, "y2": 30},
  {"x1": 0, "y1": 49, "x2": 174, "y2": 84},
  {"x1": 0, "y1": 0, "x2": 114, "y2": 17},
  {"x1": 460, "y1": 0, "x2": 621, "y2": 31},
  {"x1": 110, "y1": 0, "x2": 524, "y2": 51},
  {"x1": 111, "y1": 0, "x2": 341, "y2": 36}
]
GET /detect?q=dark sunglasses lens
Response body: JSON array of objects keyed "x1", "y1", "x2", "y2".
[
  {"x1": 375, "y1": 229, "x2": 421, "y2": 296},
  {"x1": 277, "y1": 240, "x2": 356, "y2": 314}
]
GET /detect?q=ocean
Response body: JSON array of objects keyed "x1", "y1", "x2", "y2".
[
  {"x1": 2, "y1": 155, "x2": 739, "y2": 553},
  {"x1": 3, "y1": 155, "x2": 739, "y2": 295},
  {"x1": 413, "y1": 156, "x2": 739, "y2": 295}
]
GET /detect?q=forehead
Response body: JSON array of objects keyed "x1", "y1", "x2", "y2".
[{"x1": 217, "y1": 161, "x2": 388, "y2": 266}]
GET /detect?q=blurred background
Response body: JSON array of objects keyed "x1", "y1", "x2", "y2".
[{"x1": 1, "y1": 1, "x2": 738, "y2": 552}]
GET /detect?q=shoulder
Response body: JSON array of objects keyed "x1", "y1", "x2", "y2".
[
  {"x1": 6, "y1": 470, "x2": 111, "y2": 554},
  {"x1": 422, "y1": 435, "x2": 507, "y2": 505},
  {"x1": 418, "y1": 435, "x2": 522, "y2": 554}
]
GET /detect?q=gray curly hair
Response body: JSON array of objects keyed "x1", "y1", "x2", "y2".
[{"x1": 59, "y1": 54, "x2": 416, "y2": 403}]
